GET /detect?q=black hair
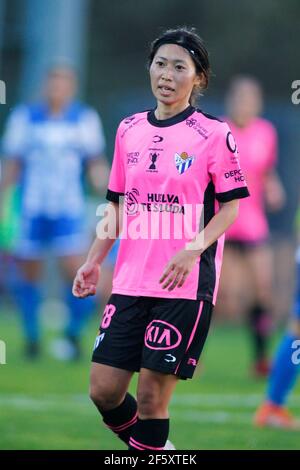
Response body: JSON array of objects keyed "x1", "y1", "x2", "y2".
[
  {"x1": 46, "y1": 58, "x2": 78, "y2": 78},
  {"x1": 148, "y1": 26, "x2": 211, "y2": 104}
]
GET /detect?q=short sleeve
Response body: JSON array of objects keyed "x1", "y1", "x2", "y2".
[
  {"x1": 106, "y1": 125, "x2": 125, "y2": 203},
  {"x1": 78, "y1": 108, "x2": 106, "y2": 158},
  {"x1": 1, "y1": 106, "x2": 29, "y2": 159},
  {"x1": 208, "y1": 123, "x2": 250, "y2": 203}
]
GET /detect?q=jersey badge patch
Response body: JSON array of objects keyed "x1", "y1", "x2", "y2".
[{"x1": 174, "y1": 152, "x2": 195, "y2": 174}]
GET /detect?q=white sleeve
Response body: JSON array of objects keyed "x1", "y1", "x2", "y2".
[
  {"x1": 78, "y1": 108, "x2": 106, "y2": 159},
  {"x1": 2, "y1": 106, "x2": 29, "y2": 159}
]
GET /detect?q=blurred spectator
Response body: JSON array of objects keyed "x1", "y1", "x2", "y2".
[
  {"x1": 0, "y1": 64, "x2": 111, "y2": 360},
  {"x1": 217, "y1": 76, "x2": 285, "y2": 377},
  {"x1": 254, "y1": 201, "x2": 300, "y2": 429}
]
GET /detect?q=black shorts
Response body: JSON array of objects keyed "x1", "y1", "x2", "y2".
[
  {"x1": 92, "y1": 294, "x2": 213, "y2": 380},
  {"x1": 226, "y1": 239, "x2": 268, "y2": 254}
]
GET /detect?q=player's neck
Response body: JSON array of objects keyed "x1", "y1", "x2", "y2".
[
  {"x1": 154, "y1": 101, "x2": 192, "y2": 121},
  {"x1": 48, "y1": 100, "x2": 69, "y2": 116},
  {"x1": 231, "y1": 115, "x2": 256, "y2": 128}
]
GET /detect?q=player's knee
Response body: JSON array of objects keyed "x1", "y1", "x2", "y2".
[{"x1": 89, "y1": 383, "x2": 122, "y2": 412}]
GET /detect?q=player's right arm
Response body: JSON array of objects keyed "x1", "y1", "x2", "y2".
[
  {"x1": 72, "y1": 201, "x2": 121, "y2": 298},
  {"x1": 73, "y1": 121, "x2": 125, "y2": 298}
]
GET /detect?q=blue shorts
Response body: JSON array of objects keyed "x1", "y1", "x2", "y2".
[{"x1": 13, "y1": 214, "x2": 90, "y2": 259}]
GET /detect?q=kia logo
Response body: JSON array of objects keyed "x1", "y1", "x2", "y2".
[{"x1": 144, "y1": 320, "x2": 182, "y2": 350}]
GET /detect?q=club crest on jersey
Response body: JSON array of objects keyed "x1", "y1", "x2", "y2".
[{"x1": 174, "y1": 152, "x2": 195, "y2": 174}]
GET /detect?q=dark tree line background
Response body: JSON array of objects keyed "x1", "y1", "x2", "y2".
[{"x1": 1, "y1": 0, "x2": 299, "y2": 233}]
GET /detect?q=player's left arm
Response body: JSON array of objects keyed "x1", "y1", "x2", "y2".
[
  {"x1": 86, "y1": 158, "x2": 110, "y2": 194},
  {"x1": 160, "y1": 122, "x2": 248, "y2": 291},
  {"x1": 80, "y1": 108, "x2": 110, "y2": 194},
  {"x1": 263, "y1": 122, "x2": 285, "y2": 212},
  {"x1": 264, "y1": 169, "x2": 286, "y2": 212},
  {"x1": 160, "y1": 200, "x2": 239, "y2": 290},
  {"x1": 186, "y1": 199, "x2": 239, "y2": 253}
]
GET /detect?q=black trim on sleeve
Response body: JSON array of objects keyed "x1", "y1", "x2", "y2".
[
  {"x1": 106, "y1": 189, "x2": 124, "y2": 203},
  {"x1": 196, "y1": 109, "x2": 224, "y2": 123},
  {"x1": 216, "y1": 187, "x2": 250, "y2": 203}
]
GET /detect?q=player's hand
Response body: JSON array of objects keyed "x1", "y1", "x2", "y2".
[
  {"x1": 159, "y1": 249, "x2": 199, "y2": 291},
  {"x1": 72, "y1": 262, "x2": 100, "y2": 298}
]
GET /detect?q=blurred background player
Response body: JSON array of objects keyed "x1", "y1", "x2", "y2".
[
  {"x1": 217, "y1": 76, "x2": 285, "y2": 377},
  {"x1": 0, "y1": 64, "x2": 110, "y2": 359},
  {"x1": 0, "y1": 177, "x2": 20, "y2": 303},
  {"x1": 254, "y1": 202, "x2": 300, "y2": 429}
]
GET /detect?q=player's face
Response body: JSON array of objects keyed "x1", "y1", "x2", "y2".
[
  {"x1": 150, "y1": 44, "x2": 202, "y2": 107},
  {"x1": 45, "y1": 68, "x2": 77, "y2": 107},
  {"x1": 227, "y1": 81, "x2": 263, "y2": 123}
]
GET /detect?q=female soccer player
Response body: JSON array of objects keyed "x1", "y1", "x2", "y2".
[
  {"x1": 218, "y1": 77, "x2": 285, "y2": 377},
  {"x1": 73, "y1": 27, "x2": 249, "y2": 450}
]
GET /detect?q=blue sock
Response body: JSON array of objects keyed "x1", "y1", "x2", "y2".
[
  {"x1": 267, "y1": 333, "x2": 300, "y2": 405},
  {"x1": 13, "y1": 280, "x2": 41, "y2": 343},
  {"x1": 64, "y1": 284, "x2": 96, "y2": 338}
]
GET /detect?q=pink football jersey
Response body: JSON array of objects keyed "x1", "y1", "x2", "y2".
[
  {"x1": 106, "y1": 106, "x2": 249, "y2": 304},
  {"x1": 225, "y1": 117, "x2": 277, "y2": 242}
]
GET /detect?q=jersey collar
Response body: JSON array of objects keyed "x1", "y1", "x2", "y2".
[{"x1": 147, "y1": 105, "x2": 195, "y2": 127}]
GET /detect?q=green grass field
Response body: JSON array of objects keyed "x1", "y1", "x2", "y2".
[{"x1": 0, "y1": 305, "x2": 300, "y2": 450}]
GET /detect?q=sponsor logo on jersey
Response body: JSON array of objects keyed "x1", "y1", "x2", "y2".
[
  {"x1": 224, "y1": 169, "x2": 245, "y2": 183},
  {"x1": 93, "y1": 332, "x2": 105, "y2": 350},
  {"x1": 152, "y1": 135, "x2": 164, "y2": 143},
  {"x1": 127, "y1": 152, "x2": 140, "y2": 167},
  {"x1": 186, "y1": 118, "x2": 209, "y2": 139},
  {"x1": 164, "y1": 354, "x2": 176, "y2": 363},
  {"x1": 226, "y1": 132, "x2": 240, "y2": 164},
  {"x1": 124, "y1": 116, "x2": 135, "y2": 124},
  {"x1": 147, "y1": 193, "x2": 180, "y2": 203},
  {"x1": 175, "y1": 152, "x2": 195, "y2": 175},
  {"x1": 187, "y1": 358, "x2": 197, "y2": 366},
  {"x1": 145, "y1": 320, "x2": 182, "y2": 350},
  {"x1": 140, "y1": 193, "x2": 185, "y2": 214},
  {"x1": 125, "y1": 188, "x2": 139, "y2": 215},
  {"x1": 226, "y1": 131, "x2": 237, "y2": 153},
  {"x1": 121, "y1": 116, "x2": 145, "y2": 138},
  {"x1": 147, "y1": 152, "x2": 159, "y2": 172}
]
